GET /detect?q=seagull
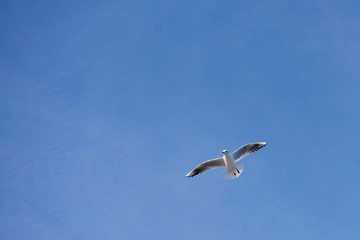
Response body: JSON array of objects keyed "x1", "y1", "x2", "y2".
[{"x1": 185, "y1": 142, "x2": 267, "y2": 179}]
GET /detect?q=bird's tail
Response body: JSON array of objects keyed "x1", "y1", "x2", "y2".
[{"x1": 224, "y1": 164, "x2": 244, "y2": 179}]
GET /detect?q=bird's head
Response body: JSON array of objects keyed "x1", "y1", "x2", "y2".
[{"x1": 222, "y1": 150, "x2": 228, "y2": 154}]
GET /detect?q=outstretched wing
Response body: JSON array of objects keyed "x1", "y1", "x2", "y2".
[
  {"x1": 186, "y1": 158, "x2": 225, "y2": 177},
  {"x1": 232, "y1": 142, "x2": 267, "y2": 162}
]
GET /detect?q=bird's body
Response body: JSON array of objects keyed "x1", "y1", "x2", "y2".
[
  {"x1": 185, "y1": 142, "x2": 267, "y2": 179},
  {"x1": 222, "y1": 150, "x2": 243, "y2": 179},
  {"x1": 223, "y1": 151, "x2": 235, "y2": 169}
]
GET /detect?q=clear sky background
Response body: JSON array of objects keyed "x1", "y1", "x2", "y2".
[{"x1": 1, "y1": 0, "x2": 360, "y2": 239}]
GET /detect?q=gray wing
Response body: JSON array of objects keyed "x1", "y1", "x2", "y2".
[
  {"x1": 232, "y1": 142, "x2": 267, "y2": 162},
  {"x1": 186, "y1": 158, "x2": 225, "y2": 177}
]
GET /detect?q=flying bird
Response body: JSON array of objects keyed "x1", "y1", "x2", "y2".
[{"x1": 186, "y1": 142, "x2": 267, "y2": 179}]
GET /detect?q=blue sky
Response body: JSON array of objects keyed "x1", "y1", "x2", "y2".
[{"x1": 1, "y1": 0, "x2": 360, "y2": 239}]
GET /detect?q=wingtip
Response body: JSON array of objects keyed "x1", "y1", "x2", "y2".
[
  {"x1": 256, "y1": 142, "x2": 267, "y2": 147},
  {"x1": 186, "y1": 171, "x2": 198, "y2": 177}
]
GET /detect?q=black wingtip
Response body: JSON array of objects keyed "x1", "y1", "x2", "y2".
[{"x1": 255, "y1": 142, "x2": 267, "y2": 150}]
